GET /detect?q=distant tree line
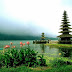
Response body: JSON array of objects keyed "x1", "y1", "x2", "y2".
[{"x1": 0, "y1": 33, "x2": 58, "y2": 40}]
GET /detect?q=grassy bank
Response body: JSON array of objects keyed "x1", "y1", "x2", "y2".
[
  {"x1": 0, "y1": 50, "x2": 72, "y2": 72},
  {"x1": 0, "y1": 65, "x2": 72, "y2": 72},
  {"x1": 46, "y1": 40, "x2": 72, "y2": 48},
  {"x1": 45, "y1": 43, "x2": 72, "y2": 48},
  {"x1": 0, "y1": 45, "x2": 72, "y2": 72},
  {"x1": 0, "y1": 56, "x2": 72, "y2": 72}
]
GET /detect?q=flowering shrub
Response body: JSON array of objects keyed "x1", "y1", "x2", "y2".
[
  {"x1": 1, "y1": 48, "x2": 47, "y2": 68},
  {"x1": 3, "y1": 49, "x2": 20, "y2": 67},
  {"x1": 1, "y1": 41, "x2": 47, "y2": 68}
]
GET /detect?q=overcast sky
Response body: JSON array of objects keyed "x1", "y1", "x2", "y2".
[{"x1": 0, "y1": 0, "x2": 72, "y2": 37}]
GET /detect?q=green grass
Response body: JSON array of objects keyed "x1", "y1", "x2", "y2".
[
  {"x1": 45, "y1": 43, "x2": 72, "y2": 48},
  {"x1": 44, "y1": 65, "x2": 72, "y2": 72},
  {"x1": 0, "y1": 65, "x2": 34, "y2": 72},
  {"x1": 43, "y1": 56, "x2": 72, "y2": 66},
  {"x1": 0, "y1": 50, "x2": 3, "y2": 52},
  {"x1": 0, "y1": 47, "x2": 72, "y2": 72},
  {"x1": 0, "y1": 56, "x2": 72, "y2": 72},
  {"x1": 0, "y1": 64, "x2": 72, "y2": 72}
]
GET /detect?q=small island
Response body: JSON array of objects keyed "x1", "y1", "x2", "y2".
[{"x1": 33, "y1": 32, "x2": 49, "y2": 44}]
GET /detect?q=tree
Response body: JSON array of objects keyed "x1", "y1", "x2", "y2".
[{"x1": 57, "y1": 11, "x2": 72, "y2": 44}]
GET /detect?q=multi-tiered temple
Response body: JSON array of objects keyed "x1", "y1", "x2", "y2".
[
  {"x1": 58, "y1": 11, "x2": 72, "y2": 44},
  {"x1": 41, "y1": 33, "x2": 45, "y2": 40},
  {"x1": 33, "y1": 33, "x2": 49, "y2": 44}
]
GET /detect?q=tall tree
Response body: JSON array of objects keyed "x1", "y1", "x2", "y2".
[{"x1": 58, "y1": 11, "x2": 72, "y2": 44}]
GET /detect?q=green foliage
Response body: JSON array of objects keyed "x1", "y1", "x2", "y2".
[
  {"x1": 3, "y1": 49, "x2": 20, "y2": 67},
  {"x1": 1, "y1": 49, "x2": 25, "y2": 67},
  {"x1": 0, "y1": 48, "x2": 46, "y2": 68},
  {"x1": 0, "y1": 54, "x2": 4, "y2": 68},
  {"x1": 18, "y1": 48, "x2": 25, "y2": 65},
  {"x1": 51, "y1": 59, "x2": 68, "y2": 67},
  {"x1": 0, "y1": 64, "x2": 72, "y2": 72},
  {"x1": 38, "y1": 55, "x2": 47, "y2": 66},
  {"x1": 46, "y1": 43, "x2": 72, "y2": 48},
  {"x1": 24, "y1": 48, "x2": 38, "y2": 67},
  {"x1": 0, "y1": 65, "x2": 35, "y2": 72}
]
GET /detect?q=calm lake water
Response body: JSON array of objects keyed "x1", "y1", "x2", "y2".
[{"x1": 0, "y1": 40, "x2": 72, "y2": 57}]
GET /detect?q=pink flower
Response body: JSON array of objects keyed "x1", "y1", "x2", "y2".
[
  {"x1": 26, "y1": 41, "x2": 30, "y2": 45},
  {"x1": 13, "y1": 46, "x2": 16, "y2": 48},
  {"x1": 10, "y1": 42, "x2": 13, "y2": 45},
  {"x1": 20, "y1": 45, "x2": 22, "y2": 47},
  {"x1": 4, "y1": 45, "x2": 10, "y2": 48},
  {"x1": 23, "y1": 43, "x2": 25, "y2": 45},
  {"x1": 20, "y1": 42, "x2": 23, "y2": 45},
  {"x1": 11, "y1": 46, "x2": 16, "y2": 48}
]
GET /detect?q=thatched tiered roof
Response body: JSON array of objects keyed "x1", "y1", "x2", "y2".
[
  {"x1": 57, "y1": 11, "x2": 72, "y2": 44},
  {"x1": 58, "y1": 34, "x2": 72, "y2": 38},
  {"x1": 41, "y1": 32, "x2": 46, "y2": 40}
]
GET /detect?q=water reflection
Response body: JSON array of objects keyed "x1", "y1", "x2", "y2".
[
  {"x1": 40, "y1": 44, "x2": 46, "y2": 53},
  {"x1": 40, "y1": 44, "x2": 72, "y2": 57},
  {"x1": 58, "y1": 47, "x2": 72, "y2": 57},
  {"x1": 39, "y1": 44, "x2": 59, "y2": 57}
]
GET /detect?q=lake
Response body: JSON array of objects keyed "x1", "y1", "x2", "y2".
[{"x1": 0, "y1": 40, "x2": 72, "y2": 57}]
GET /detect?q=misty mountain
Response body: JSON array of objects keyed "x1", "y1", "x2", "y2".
[
  {"x1": 0, "y1": 17, "x2": 57, "y2": 37},
  {"x1": 0, "y1": 33, "x2": 58, "y2": 40},
  {"x1": 0, "y1": 17, "x2": 44, "y2": 36}
]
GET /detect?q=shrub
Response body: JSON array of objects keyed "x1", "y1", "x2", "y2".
[
  {"x1": 3, "y1": 49, "x2": 20, "y2": 67},
  {"x1": 38, "y1": 55, "x2": 47, "y2": 66},
  {"x1": 24, "y1": 48, "x2": 38, "y2": 67},
  {"x1": 0, "y1": 54, "x2": 4, "y2": 68},
  {"x1": 18, "y1": 48, "x2": 25, "y2": 65},
  {"x1": 51, "y1": 59, "x2": 67, "y2": 67},
  {"x1": 1, "y1": 48, "x2": 47, "y2": 68}
]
